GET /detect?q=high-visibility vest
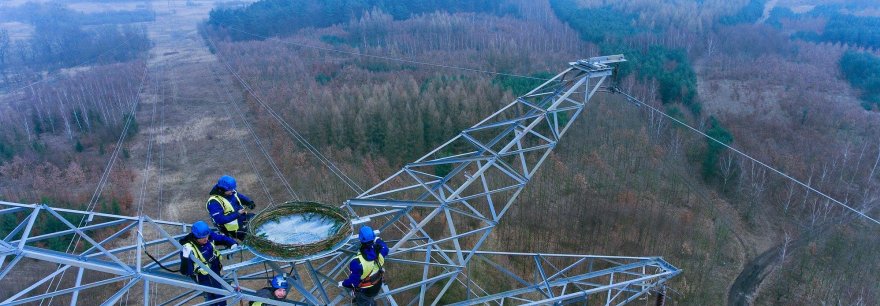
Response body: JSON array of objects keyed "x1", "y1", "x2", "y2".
[
  {"x1": 184, "y1": 240, "x2": 219, "y2": 275},
  {"x1": 355, "y1": 252, "x2": 385, "y2": 288},
  {"x1": 206, "y1": 193, "x2": 242, "y2": 231}
]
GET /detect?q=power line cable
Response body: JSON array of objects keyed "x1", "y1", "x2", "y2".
[
  {"x1": 124, "y1": 62, "x2": 161, "y2": 306},
  {"x1": 206, "y1": 38, "x2": 437, "y2": 286},
  {"x1": 206, "y1": 30, "x2": 555, "y2": 267},
  {"x1": 217, "y1": 73, "x2": 281, "y2": 204},
  {"x1": 205, "y1": 26, "x2": 880, "y2": 297},
  {"x1": 40, "y1": 60, "x2": 151, "y2": 306},
  {"x1": 151, "y1": 61, "x2": 170, "y2": 306},
  {"x1": 135, "y1": 66, "x2": 160, "y2": 217},
  {"x1": 609, "y1": 87, "x2": 880, "y2": 226},
  {"x1": 205, "y1": 35, "x2": 365, "y2": 195},
  {"x1": 210, "y1": 63, "x2": 297, "y2": 205},
  {"x1": 207, "y1": 29, "x2": 555, "y2": 295}
]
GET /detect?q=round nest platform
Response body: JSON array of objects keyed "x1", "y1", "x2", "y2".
[{"x1": 245, "y1": 201, "x2": 352, "y2": 260}]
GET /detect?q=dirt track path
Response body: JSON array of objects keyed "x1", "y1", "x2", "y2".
[
  {"x1": 1, "y1": 2, "x2": 269, "y2": 304},
  {"x1": 128, "y1": 0, "x2": 267, "y2": 225},
  {"x1": 727, "y1": 233, "x2": 812, "y2": 306},
  {"x1": 728, "y1": 241, "x2": 782, "y2": 305}
]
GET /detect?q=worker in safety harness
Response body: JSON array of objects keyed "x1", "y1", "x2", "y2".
[
  {"x1": 339, "y1": 225, "x2": 389, "y2": 305},
  {"x1": 206, "y1": 175, "x2": 255, "y2": 240},
  {"x1": 249, "y1": 274, "x2": 293, "y2": 305},
  {"x1": 179, "y1": 221, "x2": 238, "y2": 306}
]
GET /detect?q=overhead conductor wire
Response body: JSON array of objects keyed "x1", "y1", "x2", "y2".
[
  {"x1": 124, "y1": 61, "x2": 161, "y2": 306},
  {"x1": 203, "y1": 26, "x2": 880, "y2": 303},
  {"x1": 211, "y1": 27, "x2": 528, "y2": 298},
  {"x1": 211, "y1": 25, "x2": 559, "y2": 290},
  {"x1": 41, "y1": 58, "x2": 151, "y2": 306},
  {"x1": 207, "y1": 24, "x2": 557, "y2": 198},
  {"x1": 210, "y1": 63, "x2": 297, "y2": 207},
  {"x1": 205, "y1": 35, "x2": 365, "y2": 195},
  {"x1": 204, "y1": 33, "x2": 477, "y2": 297},
  {"x1": 610, "y1": 87, "x2": 880, "y2": 226},
  {"x1": 151, "y1": 60, "x2": 169, "y2": 305},
  {"x1": 205, "y1": 25, "x2": 880, "y2": 300}
]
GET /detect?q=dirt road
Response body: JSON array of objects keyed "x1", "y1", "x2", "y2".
[
  {"x1": 728, "y1": 233, "x2": 812, "y2": 306},
  {"x1": 128, "y1": 0, "x2": 271, "y2": 225}
]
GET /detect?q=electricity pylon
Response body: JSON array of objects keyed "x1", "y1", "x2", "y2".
[{"x1": 0, "y1": 55, "x2": 680, "y2": 305}]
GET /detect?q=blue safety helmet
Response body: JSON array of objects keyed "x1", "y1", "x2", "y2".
[
  {"x1": 217, "y1": 175, "x2": 237, "y2": 191},
  {"x1": 358, "y1": 226, "x2": 375, "y2": 243},
  {"x1": 192, "y1": 221, "x2": 211, "y2": 239},
  {"x1": 270, "y1": 275, "x2": 289, "y2": 289}
]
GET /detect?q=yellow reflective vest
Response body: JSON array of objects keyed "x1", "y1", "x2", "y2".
[
  {"x1": 183, "y1": 240, "x2": 219, "y2": 275},
  {"x1": 206, "y1": 193, "x2": 242, "y2": 231},
  {"x1": 356, "y1": 252, "x2": 385, "y2": 288}
]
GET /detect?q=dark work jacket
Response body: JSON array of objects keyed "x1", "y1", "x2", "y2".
[
  {"x1": 248, "y1": 287, "x2": 291, "y2": 306},
  {"x1": 206, "y1": 186, "x2": 253, "y2": 226},
  {"x1": 342, "y1": 238, "x2": 389, "y2": 288},
  {"x1": 178, "y1": 232, "x2": 236, "y2": 276}
]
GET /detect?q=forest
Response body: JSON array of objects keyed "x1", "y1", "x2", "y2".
[
  {"x1": 0, "y1": 1, "x2": 152, "y2": 253},
  {"x1": 766, "y1": 3, "x2": 880, "y2": 50},
  {"x1": 840, "y1": 51, "x2": 880, "y2": 110},
  {"x1": 199, "y1": 0, "x2": 880, "y2": 303},
  {"x1": 207, "y1": 0, "x2": 515, "y2": 41},
  {"x1": 2, "y1": 2, "x2": 156, "y2": 25},
  {"x1": 0, "y1": 2, "x2": 151, "y2": 72},
  {"x1": 1, "y1": 0, "x2": 879, "y2": 304},
  {"x1": 550, "y1": 0, "x2": 699, "y2": 114}
]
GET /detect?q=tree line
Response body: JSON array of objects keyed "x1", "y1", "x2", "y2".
[
  {"x1": 199, "y1": 0, "x2": 880, "y2": 302},
  {"x1": 198, "y1": 2, "x2": 880, "y2": 305},
  {"x1": 840, "y1": 51, "x2": 880, "y2": 110},
  {"x1": 549, "y1": 0, "x2": 700, "y2": 114},
  {"x1": 719, "y1": 0, "x2": 766, "y2": 25},
  {"x1": 767, "y1": 4, "x2": 880, "y2": 50},
  {"x1": 201, "y1": 1, "x2": 741, "y2": 302},
  {"x1": 207, "y1": 0, "x2": 514, "y2": 41},
  {"x1": 0, "y1": 62, "x2": 145, "y2": 255},
  {"x1": 1, "y1": 2, "x2": 155, "y2": 26},
  {"x1": 0, "y1": 2, "x2": 152, "y2": 74}
]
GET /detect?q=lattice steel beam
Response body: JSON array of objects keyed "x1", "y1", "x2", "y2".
[
  {"x1": 341, "y1": 55, "x2": 657, "y2": 303},
  {"x1": 1, "y1": 55, "x2": 681, "y2": 305}
]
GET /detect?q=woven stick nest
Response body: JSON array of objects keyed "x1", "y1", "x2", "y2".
[{"x1": 246, "y1": 201, "x2": 352, "y2": 259}]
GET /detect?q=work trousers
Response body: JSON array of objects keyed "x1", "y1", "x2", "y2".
[
  {"x1": 196, "y1": 273, "x2": 227, "y2": 306},
  {"x1": 352, "y1": 290, "x2": 377, "y2": 306}
]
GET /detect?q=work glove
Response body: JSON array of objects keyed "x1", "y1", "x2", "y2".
[
  {"x1": 244, "y1": 200, "x2": 256, "y2": 210},
  {"x1": 338, "y1": 281, "x2": 344, "y2": 287},
  {"x1": 226, "y1": 244, "x2": 239, "y2": 259},
  {"x1": 181, "y1": 246, "x2": 192, "y2": 258}
]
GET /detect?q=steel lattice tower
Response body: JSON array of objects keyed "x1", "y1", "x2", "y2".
[{"x1": 0, "y1": 55, "x2": 680, "y2": 305}]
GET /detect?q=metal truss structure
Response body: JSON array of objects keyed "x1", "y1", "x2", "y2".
[{"x1": 0, "y1": 56, "x2": 680, "y2": 305}]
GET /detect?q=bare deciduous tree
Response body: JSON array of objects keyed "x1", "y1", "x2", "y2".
[
  {"x1": 780, "y1": 231, "x2": 791, "y2": 264},
  {"x1": 719, "y1": 152, "x2": 737, "y2": 189}
]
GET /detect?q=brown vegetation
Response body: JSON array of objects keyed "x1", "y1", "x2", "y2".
[{"x1": 2, "y1": 0, "x2": 879, "y2": 305}]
